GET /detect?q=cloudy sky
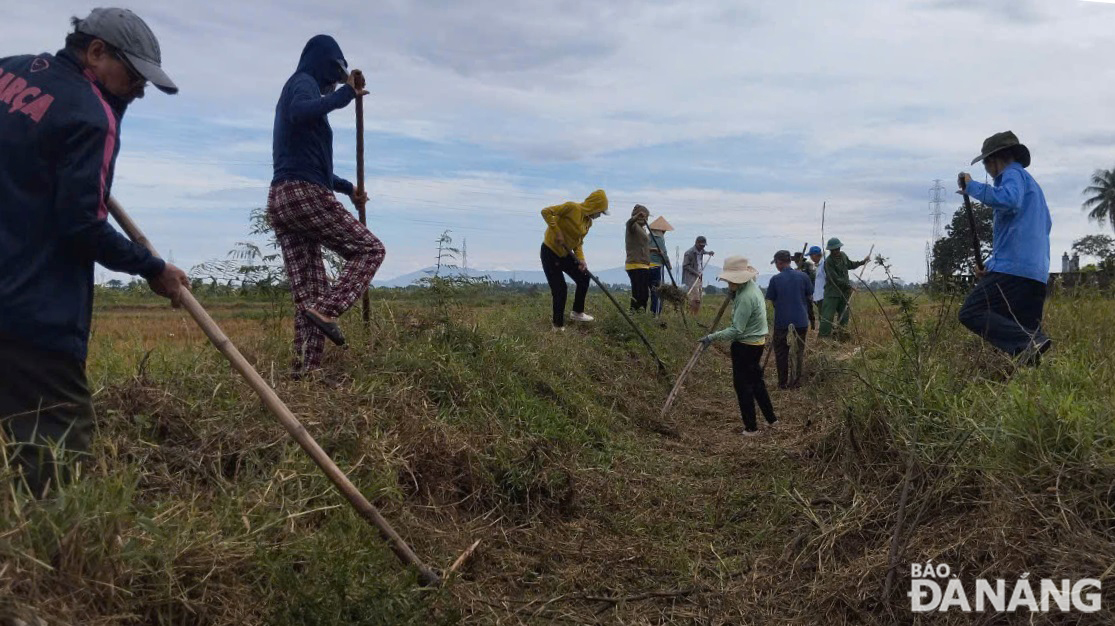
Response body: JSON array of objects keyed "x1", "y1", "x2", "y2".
[{"x1": 4, "y1": 0, "x2": 1114, "y2": 283}]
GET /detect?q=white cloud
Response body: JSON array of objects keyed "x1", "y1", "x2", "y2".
[{"x1": 5, "y1": 0, "x2": 1114, "y2": 285}]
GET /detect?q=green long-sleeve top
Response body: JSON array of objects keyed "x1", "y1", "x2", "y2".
[
  {"x1": 707, "y1": 281, "x2": 768, "y2": 344},
  {"x1": 823, "y1": 251, "x2": 866, "y2": 299}
]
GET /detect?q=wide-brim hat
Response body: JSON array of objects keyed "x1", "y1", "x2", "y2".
[
  {"x1": 648, "y1": 216, "x2": 673, "y2": 231},
  {"x1": 717, "y1": 256, "x2": 759, "y2": 284},
  {"x1": 826, "y1": 237, "x2": 843, "y2": 251},
  {"x1": 970, "y1": 130, "x2": 1030, "y2": 168}
]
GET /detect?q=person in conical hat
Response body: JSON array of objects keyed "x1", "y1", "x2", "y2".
[
  {"x1": 698, "y1": 256, "x2": 778, "y2": 436},
  {"x1": 647, "y1": 215, "x2": 673, "y2": 319}
]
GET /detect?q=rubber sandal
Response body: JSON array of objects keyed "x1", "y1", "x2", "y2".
[{"x1": 301, "y1": 309, "x2": 346, "y2": 346}]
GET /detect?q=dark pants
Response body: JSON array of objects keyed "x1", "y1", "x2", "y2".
[
  {"x1": 807, "y1": 296, "x2": 817, "y2": 329},
  {"x1": 819, "y1": 293, "x2": 851, "y2": 339},
  {"x1": 541, "y1": 243, "x2": 590, "y2": 327},
  {"x1": 649, "y1": 266, "x2": 663, "y2": 316},
  {"x1": 773, "y1": 326, "x2": 808, "y2": 387},
  {"x1": 730, "y1": 342, "x2": 777, "y2": 431},
  {"x1": 958, "y1": 272, "x2": 1048, "y2": 356},
  {"x1": 1, "y1": 340, "x2": 95, "y2": 497},
  {"x1": 626, "y1": 268, "x2": 653, "y2": 312}
]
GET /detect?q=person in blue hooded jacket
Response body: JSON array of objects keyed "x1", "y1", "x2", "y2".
[
  {"x1": 957, "y1": 131, "x2": 1052, "y2": 365},
  {"x1": 268, "y1": 35, "x2": 385, "y2": 378},
  {"x1": 0, "y1": 9, "x2": 189, "y2": 496}
]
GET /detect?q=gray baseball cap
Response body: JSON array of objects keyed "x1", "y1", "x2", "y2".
[{"x1": 75, "y1": 8, "x2": 178, "y2": 94}]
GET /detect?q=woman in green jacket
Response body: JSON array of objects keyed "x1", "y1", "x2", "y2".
[{"x1": 699, "y1": 256, "x2": 778, "y2": 436}]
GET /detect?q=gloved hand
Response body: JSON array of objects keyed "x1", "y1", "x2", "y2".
[{"x1": 698, "y1": 335, "x2": 713, "y2": 347}]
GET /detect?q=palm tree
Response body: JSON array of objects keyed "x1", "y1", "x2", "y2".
[{"x1": 1082, "y1": 167, "x2": 1115, "y2": 232}]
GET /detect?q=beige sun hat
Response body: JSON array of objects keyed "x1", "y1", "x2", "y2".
[
  {"x1": 717, "y1": 256, "x2": 759, "y2": 284},
  {"x1": 648, "y1": 216, "x2": 674, "y2": 231}
]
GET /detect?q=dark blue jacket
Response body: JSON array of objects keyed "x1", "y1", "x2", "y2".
[
  {"x1": 272, "y1": 35, "x2": 356, "y2": 195},
  {"x1": 765, "y1": 267, "x2": 813, "y2": 330},
  {"x1": 0, "y1": 50, "x2": 165, "y2": 362}
]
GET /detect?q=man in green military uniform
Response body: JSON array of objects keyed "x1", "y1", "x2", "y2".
[{"x1": 818, "y1": 238, "x2": 870, "y2": 340}]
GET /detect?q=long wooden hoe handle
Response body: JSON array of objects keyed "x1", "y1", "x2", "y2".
[
  {"x1": 589, "y1": 270, "x2": 668, "y2": 373},
  {"x1": 107, "y1": 196, "x2": 440, "y2": 587},
  {"x1": 958, "y1": 174, "x2": 985, "y2": 273},
  {"x1": 660, "y1": 293, "x2": 733, "y2": 419},
  {"x1": 353, "y1": 69, "x2": 371, "y2": 328},
  {"x1": 856, "y1": 244, "x2": 875, "y2": 281}
]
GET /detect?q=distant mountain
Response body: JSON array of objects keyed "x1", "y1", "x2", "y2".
[{"x1": 378, "y1": 265, "x2": 778, "y2": 289}]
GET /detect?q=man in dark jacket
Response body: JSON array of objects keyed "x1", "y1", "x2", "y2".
[
  {"x1": 0, "y1": 9, "x2": 189, "y2": 496},
  {"x1": 683, "y1": 236, "x2": 714, "y2": 314},
  {"x1": 766, "y1": 250, "x2": 814, "y2": 388},
  {"x1": 268, "y1": 35, "x2": 385, "y2": 377}
]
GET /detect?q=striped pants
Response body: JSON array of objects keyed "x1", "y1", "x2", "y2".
[{"x1": 267, "y1": 181, "x2": 385, "y2": 372}]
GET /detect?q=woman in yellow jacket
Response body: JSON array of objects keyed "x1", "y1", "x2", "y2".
[{"x1": 540, "y1": 190, "x2": 609, "y2": 329}]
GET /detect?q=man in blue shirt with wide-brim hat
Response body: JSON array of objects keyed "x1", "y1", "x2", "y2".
[{"x1": 958, "y1": 131, "x2": 1052, "y2": 365}]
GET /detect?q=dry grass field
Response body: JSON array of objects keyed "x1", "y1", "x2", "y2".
[{"x1": 2, "y1": 281, "x2": 1113, "y2": 624}]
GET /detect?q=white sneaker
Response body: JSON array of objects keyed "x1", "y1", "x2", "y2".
[
  {"x1": 570, "y1": 311, "x2": 595, "y2": 322},
  {"x1": 551, "y1": 325, "x2": 566, "y2": 332},
  {"x1": 741, "y1": 428, "x2": 761, "y2": 437}
]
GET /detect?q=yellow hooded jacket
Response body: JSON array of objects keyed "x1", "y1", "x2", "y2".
[{"x1": 541, "y1": 190, "x2": 609, "y2": 261}]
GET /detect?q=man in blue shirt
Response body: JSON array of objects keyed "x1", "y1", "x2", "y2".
[
  {"x1": 766, "y1": 250, "x2": 814, "y2": 388},
  {"x1": 958, "y1": 131, "x2": 1052, "y2": 365}
]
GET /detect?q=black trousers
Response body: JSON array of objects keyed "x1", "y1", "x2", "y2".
[
  {"x1": 541, "y1": 243, "x2": 590, "y2": 327},
  {"x1": 958, "y1": 272, "x2": 1048, "y2": 356},
  {"x1": 649, "y1": 266, "x2": 664, "y2": 316},
  {"x1": 773, "y1": 326, "x2": 808, "y2": 387},
  {"x1": 626, "y1": 267, "x2": 653, "y2": 312},
  {"x1": 1, "y1": 340, "x2": 95, "y2": 497},
  {"x1": 730, "y1": 342, "x2": 777, "y2": 431}
]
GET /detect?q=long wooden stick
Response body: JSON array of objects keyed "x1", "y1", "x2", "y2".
[
  {"x1": 354, "y1": 70, "x2": 371, "y2": 328},
  {"x1": 660, "y1": 294, "x2": 733, "y2": 418},
  {"x1": 820, "y1": 201, "x2": 827, "y2": 261},
  {"x1": 107, "y1": 197, "x2": 439, "y2": 586},
  {"x1": 643, "y1": 224, "x2": 688, "y2": 330},
  {"x1": 857, "y1": 244, "x2": 875, "y2": 281},
  {"x1": 574, "y1": 257, "x2": 666, "y2": 373},
  {"x1": 958, "y1": 174, "x2": 985, "y2": 273}
]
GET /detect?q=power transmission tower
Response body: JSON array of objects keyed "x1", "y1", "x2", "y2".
[
  {"x1": 927, "y1": 179, "x2": 947, "y2": 279},
  {"x1": 462, "y1": 238, "x2": 468, "y2": 275},
  {"x1": 929, "y1": 180, "x2": 946, "y2": 243}
]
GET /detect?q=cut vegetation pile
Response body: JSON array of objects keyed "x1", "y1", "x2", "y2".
[{"x1": 2, "y1": 280, "x2": 1113, "y2": 624}]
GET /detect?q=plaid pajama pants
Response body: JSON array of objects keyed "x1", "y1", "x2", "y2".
[{"x1": 267, "y1": 181, "x2": 385, "y2": 372}]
